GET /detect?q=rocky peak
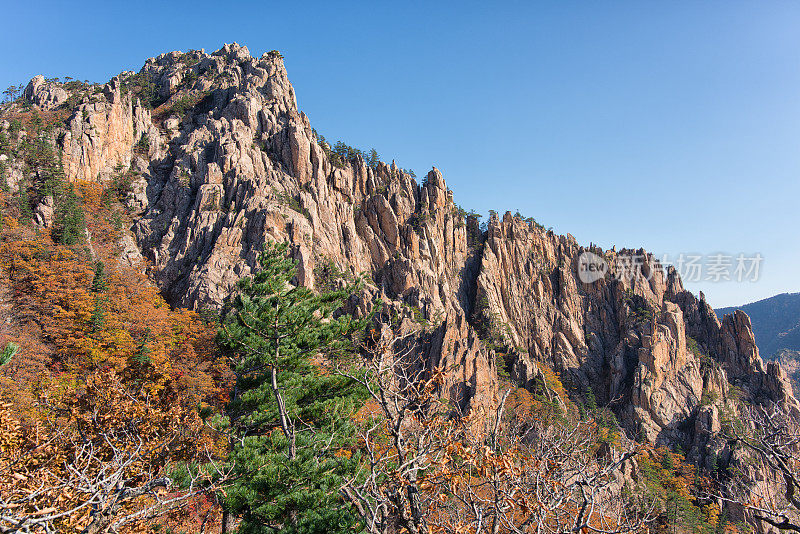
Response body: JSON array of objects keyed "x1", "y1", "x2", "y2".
[
  {"x1": 23, "y1": 75, "x2": 69, "y2": 110},
  {"x1": 775, "y1": 350, "x2": 800, "y2": 398},
  {"x1": 6, "y1": 43, "x2": 797, "y2": 457}
]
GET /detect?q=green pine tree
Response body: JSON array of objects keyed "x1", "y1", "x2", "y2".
[
  {"x1": 91, "y1": 261, "x2": 108, "y2": 292},
  {"x1": 217, "y1": 242, "x2": 368, "y2": 534},
  {"x1": 89, "y1": 261, "x2": 108, "y2": 334},
  {"x1": 132, "y1": 328, "x2": 152, "y2": 365},
  {"x1": 90, "y1": 295, "x2": 106, "y2": 332},
  {"x1": 0, "y1": 342, "x2": 19, "y2": 367},
  {"x1": 51, "y1": 179, "x2": 85, "y2": 246},
  {"x1": 38, "y1": 146, "x2": 87, "y2": 246},
  {"x1": 585, "y1": 386, "x2": 597, "y2": 412},
  {"x1": 366, "y1": 148, "x2": 380, "y2": 168}
]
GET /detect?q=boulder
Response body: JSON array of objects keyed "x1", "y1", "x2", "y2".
[
  {"x1": 23, "y1": 75, "x2": 68, "y2": 110},
  {"x1": 33, "y1": 195, "x2": 54, "y2": 228}
]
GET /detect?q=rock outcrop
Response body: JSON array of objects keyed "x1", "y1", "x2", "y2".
[
  {"x1": 775, "y1": 350, "x2": 800, "y2": 397},
  {"x1": 472, "y1": 212, "x2": 798, "y2": 464},
  {"x1": 33, "y1": 195, "x2": 54, "y2": 228},
  {"x1": 23, "y1": 75, "x2": 68, "y2": 110},
  {"x1": 134, "y1": 45, "x2": 496, "y2": 416},
  {"x1": 9, "y1": 43, "x2": 798, "y2": 458}
]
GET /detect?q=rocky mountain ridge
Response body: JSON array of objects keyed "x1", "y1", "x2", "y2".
[
  {"x1": 775, "y1": 349, "x2": 800, "y2": 397},
  {"x1": 4, "y1": 43, "x2": 798, "y2": 468},
  {"x1": 717, "y1": 292, "x2": 800, "y2": 358}
]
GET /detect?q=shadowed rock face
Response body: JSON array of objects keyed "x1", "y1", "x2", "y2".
[
  {"x1": 23, "y1": 42, "x2": 797, "y2": 452},
  {"x1": 473, "y1": 213, "x2": 797, "y2": 466}
]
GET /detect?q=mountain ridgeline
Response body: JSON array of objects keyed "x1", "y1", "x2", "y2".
[
  {"x1": 4, "y1": 42, "x2": 799, "y2": 481},
  {"x1": 715, "y1": 293, "x2": 800, "y2": 398},
  {"x1": 716, "y1": 292, "x2": 800, "y2": 358}
]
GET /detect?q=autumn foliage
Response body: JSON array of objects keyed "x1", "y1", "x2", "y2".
[
  {"x1": 340, "y1": 332, "x2": 652, "y2": 534},
  {"x1": 0, "y1": 180, "x2": 228, "y2": 532},
  {"x1": 0, "y1": 116, "x2": 779, "y2": 533},
  {"x1": 0, "y1": 369, "x2": 223, "y2": 533}
]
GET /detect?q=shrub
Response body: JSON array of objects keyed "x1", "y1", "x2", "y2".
[
  {"x1": 120, "y1": 72, "x2": 163, "y2": 108},
  {"x1": 701, "y1": 389, "x2": 720, "y2": 406},
  {"x1": 134, "y1": 134, "x2": 150, "y2": 155},
  {"x1": 465, "y1": 210, "x2": 483, "y2": 247},
  {"x1": 313, "y1": 256, "x2": 352, "y2": 293},
  {"x1": 472, "y1": 295, "x2": 509, "y2": 351},
  {"x1": 275, "y1": 190, "x2": 311, "y2": 220},
  {"x1": 106, "y1": 169, "x2": 136, "y2": 203},
  {"x1": 408, "y1": 210, "x2": 430, "y2": 232},
  {"x1": 636, "y1": 449, "x2": 713, "y2": 534},
  {"x1": 178, "y1": 51, "x2": 200, "y2": 67},
  {"x1": 170, "y1": 93, "x2": 205, "y2": 117}
]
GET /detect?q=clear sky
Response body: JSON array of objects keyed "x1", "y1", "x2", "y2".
[{"x1": 2, "y1": 1, "x2": 799, "y2": 308}]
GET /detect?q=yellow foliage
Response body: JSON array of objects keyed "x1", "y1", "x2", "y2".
[
  {"x1": 0, "y1": 216, "x2": 224, "y2": 404},
  {"x1": 0, "y1": 369, "x2": 223, "y2": 533},
  {"x1": 535, "y1": 360, "x2": 567, "y2": 400},
  {"x1": 704, "y1": 504, "x2": 720, "y2": 528}
]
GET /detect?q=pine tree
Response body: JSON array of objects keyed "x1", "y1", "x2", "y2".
[
  {"x1": 91, "y1": 261, "x2": 108, "y2": 292},
  {"x1": 585, "y1": 386, "x2": 597, "y2": 412},
  {"x1": 90, "y1": 295, "x2": 106, "y2": 332},
  {"x1": 132, "y1": 328, "x2": 152, "y2": 365},
  {"x1": 218, "y1": 242, "x2": 368, "y2": 534},
  {"x1": 35, "y1": 141, "x2": 86, "y2": 245},
  {"x1": 51, "y1": 180, "x2": 85, "y2": 246},
  {"x1": 90, "y1": 262, "x2": 107, "y2": 333},
  {"x1": 367, "y1": 148, "x2": 380, "y2": 168}
]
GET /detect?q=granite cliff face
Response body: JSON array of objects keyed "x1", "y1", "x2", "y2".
[
  {"x1": 717, "y1": 292, "x2": 800, "y2": 358},
  {"x1": 10, "y1": 43, "x2": 798, "y2": 457},
  {"x1": 775, "y1": 350, "x2": 800, "y2": 397},
  {"x1": 99, "y1": 44, "x2": 496, "y2": 417},
  {"x1": 473, "y1": 213, "x2": 797, "y2": 468}
]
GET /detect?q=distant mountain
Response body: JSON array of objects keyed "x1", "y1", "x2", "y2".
[{"x1": 716, "y1": 292, "x2": 800, "y2": 359}]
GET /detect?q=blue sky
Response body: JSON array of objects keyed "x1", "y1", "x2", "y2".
[{"x1": 2, "y1": 1, "x2": 799, "y2": 308}]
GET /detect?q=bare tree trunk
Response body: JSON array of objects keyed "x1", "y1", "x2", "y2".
[
  {"x1": 271, "y1": 330, "x2": 295, "y2": 460},
  {"x1": 221, "y1": 510, "x2": 232, "y2": 533}
]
